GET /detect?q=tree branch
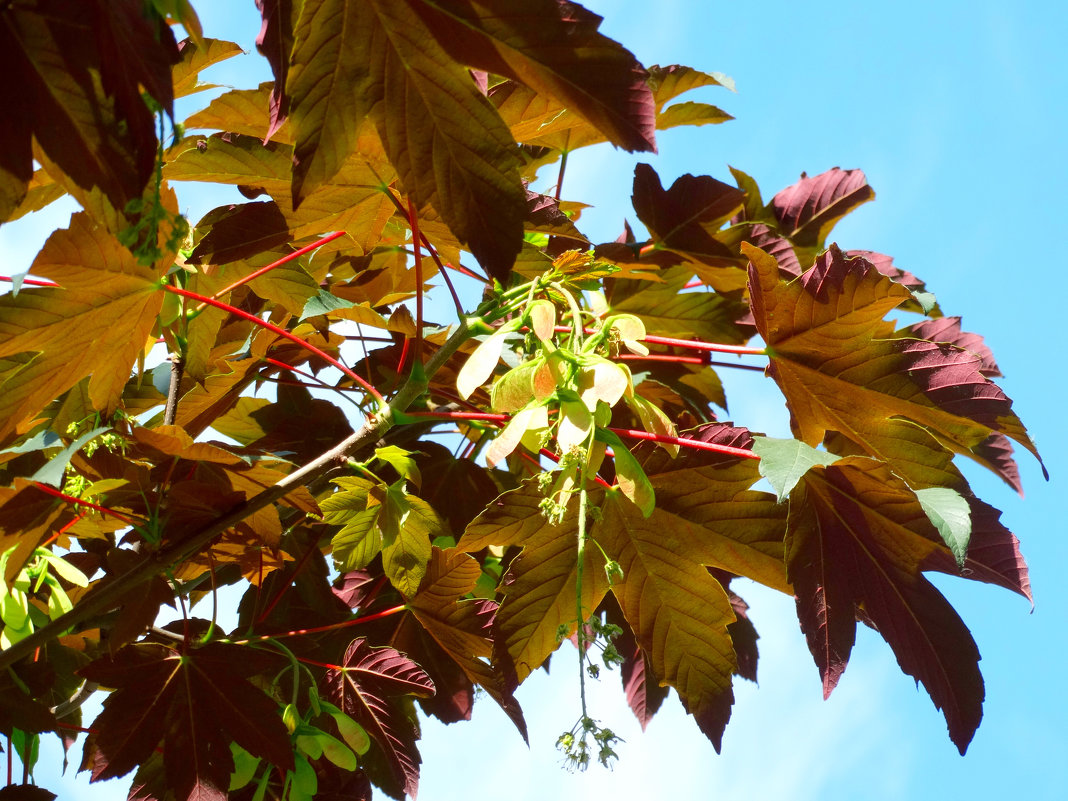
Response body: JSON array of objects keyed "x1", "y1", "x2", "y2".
[
  {"x1": 163, "y1": 353, "x2": 184, "y2": 426},
  {"x1": 0, "y1": 320, "x2": 471, "y2": 671}
]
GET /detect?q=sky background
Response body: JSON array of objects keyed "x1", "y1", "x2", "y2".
[{"x1": 3, "y1": 1, "x2": 1066, "y2": 799}]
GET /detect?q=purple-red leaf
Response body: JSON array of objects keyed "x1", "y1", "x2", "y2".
[
  {"x1": 631, "y1": 163, "x2": 744, "y2": 268},
  {"x1": 770, "y1": 167, "x2": 874, "y2": 247},
  {"x1": 408, "y1": 0, "x2": 656, "y2": 153},
  {"x1": 323, "y1": 638, "x2": 435, "y2": 799},
  {"x1": 79, "y1": 643, "x2": 293, "y2": 801},
  {"x1": 785, "y1": 457, "x2": 984, "y2": 753},
  {"x1": 904, "y1": 316, "x2": 1000, "y2": 377},
  {"x1": 844, "y1": 249, "x2": 940, "y2": 315},
  {"x1": 254, "y1": 0, "x2": 295, "y2": 140},
  {"x1": 187, "y1": 201, "x2": 292, "y2": 265},
  {"x1": 0, "y1": 0, "x2": 178, "y2": 219}
]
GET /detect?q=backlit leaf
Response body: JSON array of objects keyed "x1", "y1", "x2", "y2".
[
  {"x1": 323, "y1": 638, "x2": 435, "y2": 799},
  {"x1": 770, "y1": 167, "x2": 874, "y2": 248},
  {"x1": 406, "y1": 0, "x2": 657, "y2": 153},
  {"x1": 631, "y1": 164, "x2": 744, "y2": 275},
  {"x1": 0, "y1": 213, "x2": 163, "y2": 442},
  {"x1": 172, "y1": 38, "x2": 242, "y2": 98},
  {"x1": 746, "y1": 243, "x2": 1044, "y2": 485},
  {"x1": 406, "y1": 547, "x2": 527, "y2": 738},
  {"x1": 0, "y1": 0, "x2": 178, "y2": 220},
  {"x1": 287, "y1": 0, "x2": 526, "y2": 280},
  {"x1": 784, "y1": 457, "x2": 984, "y2": 753}
]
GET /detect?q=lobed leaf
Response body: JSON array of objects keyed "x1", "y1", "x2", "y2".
[
  {"x1": 286, "y1": 0, "x2": 526, "y2": 281},
  {"x1": 785, "y1": 457, "x2": 985, "y2": 753},
  {"x1": 323, "y1": 638, "x2": 435, "y2": 799},
  {"x1": 746, "y1": 243, "x2": 1045, "y2": 486},
  {"x1": 0, "y1": 213, "x2": 163, "y2": 442}
]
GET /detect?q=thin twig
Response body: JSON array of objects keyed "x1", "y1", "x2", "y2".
[{"x1": 163, "y1": 354, "x2": 184, "y2": 425}]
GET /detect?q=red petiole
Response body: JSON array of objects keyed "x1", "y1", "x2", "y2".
[
  {"x1": 234, "y1": 604, "x2": 407, "y2": 644},
  {"x1": 32, "y1": 482, "x2": 140, "y2": 525},
  {"x1": 164, "y1": 284, "x2": 385, "y2": 406},
  {"x1": 208, "y1": 231, "x2": 346, "y2": 301}
]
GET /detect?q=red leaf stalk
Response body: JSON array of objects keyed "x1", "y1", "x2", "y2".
[
  {"x1": 642, "y1": 333, "x2": 766, "y2": 356},
  {"x1": 609, "y1": 427, "x2": 759, "y2": 460},
  {"x1": 164, "y1": 284, "x2": 386, "y2": 406},
  {"x1": 408, "y1": 198, "x2": 425, "y2": 366},
  {"x1": 209, "y1": 230, "x2": 346, "y2": 300},
  {"x1": 32, "y1": 482, "x2": 139, "y2": 525},
  {"x1": 549, "y1": 326, "x2": 766, "y2": 356},
  {"x1": 236, "y1": 604, "x2": 408, "y2": 643},
  {"x1": 617, "y1": 353, "x2": 706, "y2": 365},
  {"x1": 0, "y1": 275, "x2": 59, "y2": 287}
]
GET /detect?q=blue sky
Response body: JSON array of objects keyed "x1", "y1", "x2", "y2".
[{"x1": 4, "y1": 1, "x2": 1066, "y2": 799}]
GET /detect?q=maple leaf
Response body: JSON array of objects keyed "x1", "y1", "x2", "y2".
[
  {"x1": 172, "y1": 38, "x2": 243, "y2": 99},
  {"x1": 323, "y1": 638, "x2": 435, "y2": 799},
  {"x1": 253, "y1": 0, "x2": 296, "y2": 138},
  {"x1": 0, "y1": 0, "x2": 178, "y2": 219},
  {"x1": 0, "y1": 213, "x2": 163, "y2": 443},
  {"x1": 608, "y1": 264, "x2": 751, "y2": 344},
  {"x1": 0, "y1": 479, "x2": 76, "y2": 582},
  {"x1": 783, "y1": 456, "x2": 987, "y2": 753},
  {"x1": 459, "y1": 485, "x2": 611, "y2": 684},
  {"x1": 285, "y1": 0, "x2": 526, "y2": 281},
  {"x1": 746, "y1": 243, "x2": 1045, "y2": 486},
  {"x1": 211, "y1": 382, "x2": 355, "y2": 464},
  {"x1": 405, "y1": 0, "x2": 657, "y2": 153},
  {"x1": 631, "y1": 163, "x2": 745, "y2": 286},
  {"x1": 80, "y1": 642, "x2": 294, "y2": 801},
  {"x1": 320, "y1": 477, "x2": 440, "y2": 596},
  {"x1": 404, "y1": 547, "x2": 527, "y2": 738},
  {"x1": 601, "y1": 595, "x2": 667, "y2": 732},
  {"x1": 410, "y1": 442, "x2": 506, "y2": 535},
  {"x1": 845, "y1": 250, "x2": 941, "y2": 315},
  {"x1": 769, "y1": 167, "x2": 874, "y2": 247},
  {"x1": 167, "y1": 133, "x2": 395, "y2": 247},
  {"x1": 461, "y1": 423, "x2": 786, "y2": 747},
  {"x1": 187, "y1": 201, "x2": 293, "y2": 265}
]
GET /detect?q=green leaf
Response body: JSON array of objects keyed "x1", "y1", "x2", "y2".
[
  {"x1": 29, "y1": 426, "x2": 109, "y2": 488},
  {"x1": 322, "y1": 477, "x2": 384, "y2": 572},
  {"x1": 300, "y1": 287, "x2": 355, "y2": 321},
  {"x1": 915, "y1": 487, "x2": 972, "y2": 568},
  {"x1": 752, "y1": 436, "x2": 841, "y2": 502},
  {"x1": 323, "y1": 705, "x2": 371, "y2": 756},
  {"x1": 374, "y1": 445, "x2": 422, "y2": 488},
  {"x1": 596, "y1": 428, "x2": 654, "y2": 517},
  {"x1": 315, "y1": 731, "x2": 358, "y2": 771},
  {"x1": 39, "y1": 551, "x2": 89, "y2": 587}
]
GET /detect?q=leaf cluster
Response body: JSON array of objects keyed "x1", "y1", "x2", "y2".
[{"x1": 0, "y1": 0, "x2": 1043, "y2": 798}]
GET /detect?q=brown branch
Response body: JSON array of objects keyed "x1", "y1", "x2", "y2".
[
  {"x1": 163, "y1": 354, "x2": 184, "y2": 426},
  {"x1": 0, "y1": 320, "x2": 470, "y2": 671}
]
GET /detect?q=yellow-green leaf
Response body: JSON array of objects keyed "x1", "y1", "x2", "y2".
[{"x1": 0, "y1": 213, "x2": 163, "y2": 441}]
